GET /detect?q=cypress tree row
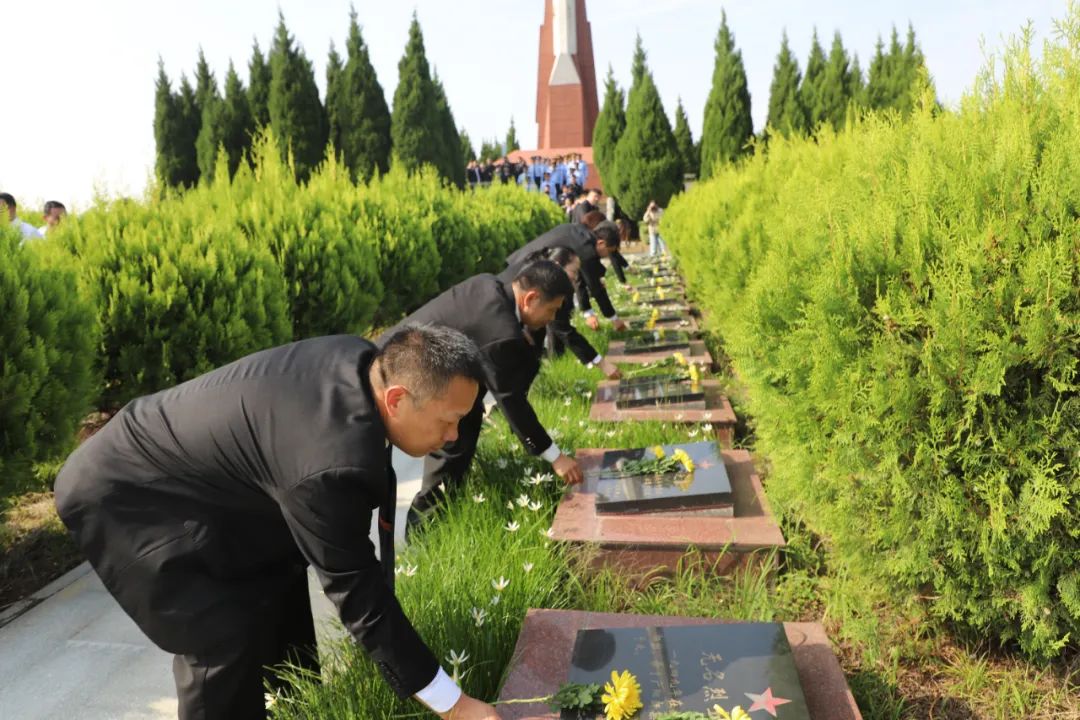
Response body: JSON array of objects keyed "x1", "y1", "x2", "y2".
[
  {"x1": 175, "y1": 74, "x2": 201, "y2": 189},
  {"x1": 216, "y1": 62, "x2": 255, "y2": 178},
  {"x1": 195, "y1": 72, "x2": 223, "y2": 180},
  {"x1": 391, "y1": 14, "x2": 449, "y2": 181},
  {"x1": 699, "y1": 10, "x2": 753, "y2": 179},
  {"x1": 673, "y1": 98, "x2": 698, "y2": 177},
  {"x1": 765, "y1": 30, "x2": 806, "y2": 138},
  {"x1": 820, "y1": 32, "x2": 853, "y2": 131},
  {"x1": 248, "y1": 39, "x2": 271, "y2": 129},
  {"x1": 610, "y1": 35, "x2": 682, "y2": 217},
  {"x1": 268, "y1": 12, "x2": 328, "y2": 182},
  {"x1": 154, "y1": 61, "x2": 190, "y2": 189},
  {"x1": 591, "y1": 65, "x2": 626, "y2": 192},
  {"x1": 325, "y1": 43, "x2": 346, "y2": 158}
]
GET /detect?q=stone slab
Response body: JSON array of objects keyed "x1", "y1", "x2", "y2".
[
  {"x1": 551, "y1": 448, "x2": 784, "y2": 576},
  {"x1": 591, "y1": 441, "x2": 733, "y2": 515},
  {"x1": 606, "y1": 339, "x2": 713, "y2": 367},
  {"x1": 498, "y1": 610, "x2": 862, "y2": 720},
  {"x1": 589, "y1": 380, "x2": 736, "y2": 447}
]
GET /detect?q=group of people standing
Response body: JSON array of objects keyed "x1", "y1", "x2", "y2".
[
  {"x1": 2, "y1": 193, "x2": 67, "y2": 240},
  {"x1": 53, "y1": 204, "x2": 632, "y2": 719}
]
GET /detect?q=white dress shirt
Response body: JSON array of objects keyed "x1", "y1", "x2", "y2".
[{"x1": 11, "y1": 217, "x2": 38, "y2": 240}]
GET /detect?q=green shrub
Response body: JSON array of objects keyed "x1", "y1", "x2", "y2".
[
  {"x1": 663, "y1": 18, "x2": 1080, "y2": 659},
  {"x1": 61, "y1": 197, "x2": 292, "y2": 408},
  {"x1": 0, "y1": 230, "x2": 99, "y2": 495}
]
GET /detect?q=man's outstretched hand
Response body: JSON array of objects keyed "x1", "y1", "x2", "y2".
[{"x1": 439, "y1": 694, "x2": 501, "y2": 720}]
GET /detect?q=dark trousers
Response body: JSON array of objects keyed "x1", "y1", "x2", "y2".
[
  {"x1": 411, "y1": 393, "x2": 486, "y2": 519},
  {"x1": 173, "y1": 572, "x2": 319, "y2": 720}
]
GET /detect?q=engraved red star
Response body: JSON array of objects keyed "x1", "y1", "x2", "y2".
[
  {"x1": 698, "y1": 459, "x2": 715, "y2": 469},
  {"x1": 745, "y1": 687, "x2": 791, "y2": 717}
]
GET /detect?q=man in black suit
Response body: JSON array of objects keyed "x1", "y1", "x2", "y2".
[
  {"x1": 570, "y1": 188, "x2": 602, "y2": 224},
  {"x1": 507, "y1": 220, "x2": 628, "y2": 343},
  {"x1": 54, "y1": 327, "x2": 499, "y2": 720},
  {"x1": 381, "y1": 260, "x2": 584, "y2": 527}
]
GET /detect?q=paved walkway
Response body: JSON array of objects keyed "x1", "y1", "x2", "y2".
[{"x1": 0, "y1": 449, "x2": 424, "y2": 720}]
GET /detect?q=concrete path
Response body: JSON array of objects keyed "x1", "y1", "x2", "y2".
[{"x1": 0, "y1": 449, "x2": 424, "y2": 720}]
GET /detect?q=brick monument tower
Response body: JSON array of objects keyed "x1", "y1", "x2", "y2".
[{"x1": 536, "y1": 0, "x2": 600, "y2": 149}]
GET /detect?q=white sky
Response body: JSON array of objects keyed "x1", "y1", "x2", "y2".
[{"x1": 1, "y1": 0, "x2": 1066, "y2": 210}]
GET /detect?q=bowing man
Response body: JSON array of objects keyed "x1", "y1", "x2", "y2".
[
  {"x1": 54, "y1": 327, "x2": 500, "y2": 720},
  {"x1": 380, "y1": 260, "x2": 585, "y2": 528}
]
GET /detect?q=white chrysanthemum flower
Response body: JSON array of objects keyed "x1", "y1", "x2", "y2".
[
  {"x1": 505, "y1": 521, "x2": 521, "y2": 533},
  {"x1": 492, "y1": 576, "x2": 510, "y2": 591}
]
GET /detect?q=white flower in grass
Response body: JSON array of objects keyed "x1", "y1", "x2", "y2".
[
  {"x1": 516, "y1": 494, "x2": 531, "y2": 507},
  {"x1": 674, "y1": 413, "x2": 686, "y2": 421},
  {"x1": 506, "y1": 500, "x2": 516, "y2": 510},
  {"x1": 523, "y1": 562, "x2": 535, "y2": 573},
  {"x1": 578, "y1": 420, "x2": 587, "y2": 428},
  {"x1": 605, "y1": 430, "x2": 617, "y2": 439},
  {"x1": 395, "y1": 563, "x2": 417, "y2": 578},
  {"x1": 447, "y1": 649, "x2": 470, "y2": 668},
  {"x1": 496, "y1": 459, "x2": 508, "y2": 469},
  {"x1": 490, "y1": 594, "x2": 501, "y2": 606},
  {"x1": 581, "y1": 391, "x2": 593, "y2": 399},
  {"x1": 505, "y1": 520, "x2": 521, "y2": 533},
  {"x1": 688, "y1": 428, "x2": 700, "y2": 439},
  {"x1": 546, "y1": 527, "x2": 556, "y2": 539},
  {"x1": 492, "y1": 576, "x2": 510, "y2": 592},
  {"x1": 550, "y1": 429, "x2": 562, "y2": 440},
  {"x1": 560, "y1": 415, "x2": 571, "y2": 423},
  {"x1": 703, "y1": 411, "x2": 714, "y2": 421},
  {"x1": 471, "y1": 607, "x2": 488, "y2": 627},
  {"x1": 563, "y1": 397, "x2": 573, "y2": 406},
  {"x1": 528, "y1": 500, "x2": 543, "y2": 512},
  {"x1": 472, "y1": 493, "x2": 486, "y2": 504}
]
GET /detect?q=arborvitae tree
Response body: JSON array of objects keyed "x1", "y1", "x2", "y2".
[
  {"x1": 479, "y1": 139, "x2": 502, "y2": 163},
  {"x1": 216, "y1": 62, "x2": 255, "y2": 178},
  {"x1": 328, "y1": 9, "x2": 393, "y2": 182},
  {"x1": 459, "y1": 128, "x2": 476, "y2": 165},
  {"x1": 248, "y1": 39, "x2": 271, "y2": 128},
  {"x1": 505, "y1": 118, "x2": 520, "y2": 153},
  {"x1": 866, "y1": 25, "x2": 933, "y2": 114},
  {"x1": 432, "y1": 72, "x2": 465, "y2": 187},
  {"x1": 591, "y1": 65, "x2": 625, "y2": 192},
  {"x1": 325, "y1": 43, "x2": 346, "y2": 158},
  {"x1": 820, "y1": 32, "x2": 852, "y2": 131},
  {"x1": 800, "y1": 30, "x2": 828, "y2": 132},
  {"x1": 193, "y1": 49, "x2": 215, "y2": 120},
  {"x1": 766, "y1": 30, "x2": 806, "y2": 138},
  {"x1": 672, "y1": 98, "x2": 698, "y2": 177},
  {"x1": 898, "y1": 23, "x2": 929, "y2": 113},
  {"x1": 611, "y1": 36, "x2": 682, "y2": 217},
  {"x1": 391, "y1": 14, "x2": 447, "y2": 180},
  {"x1": 174, "y1": 73, "x2": 201, "y2": 188},
  {"x1": 268, "y1": 12, "x2": 328, "y2": 181},
  {"x1": 154, "y1": 61, "x2": 188, "y2": 188},
  {"x1": 195, "y1": 74, "x2": 222, "y2": 180},
  {"x1": 699, "y1": 11, "x2": 753, "y2": 178}
]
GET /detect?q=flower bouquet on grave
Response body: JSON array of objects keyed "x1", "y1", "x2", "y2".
[{"x1": 496, "y1": 669, "x2": 644, "y2": 720}]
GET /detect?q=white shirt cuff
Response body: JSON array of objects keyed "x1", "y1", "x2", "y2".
[
  {"x1": 588, "y1": 355, "x2": 603, "y2": 367},
  {"x1": 582, "y1": 309, "x2": 596, "y2": 318},
  {"x1": 415, "y1": 667, "x2": 462, "y2": 714},
  {"x1": 541, "y1": 442, "x2": 563, "y2": 464}
]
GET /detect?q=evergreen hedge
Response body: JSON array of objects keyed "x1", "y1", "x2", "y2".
[
  {"x1": 663, "y1": 23, "x2": 1080, "y2": 659},
  {"x1": 0, "y1": 231, "x2": 99, "y2": 495}
]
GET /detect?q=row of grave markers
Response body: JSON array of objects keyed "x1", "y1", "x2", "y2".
[{"x1": 496, "y1": 253, "x2": 863, "y2": 719}]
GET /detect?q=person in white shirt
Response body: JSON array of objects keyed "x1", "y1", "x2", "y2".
[
  {"x1": 37, "y1": 200, "x2": 66, "y2": 237},
  {"x1": 1, "y1": 193, "x2": 39, "y2": 240}
]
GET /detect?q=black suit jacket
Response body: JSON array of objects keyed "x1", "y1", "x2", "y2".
[
  {"x1": 54, "y1": 336, "x2": 438, "y2": 699},
  {"x1": 570, "y1": 201, "x2": 597, "y2": 224},
  {"x1": 381, "y1": 274, "x2": 552, "y2": 455},
  {"x1": 506, "y1": 224, "x2": 618, "y2": 320}
]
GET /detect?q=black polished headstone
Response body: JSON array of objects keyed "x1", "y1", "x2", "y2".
[
  {"x1": 563, "y1": 624, "x2": 810, "y2": 719},
  {"x1": 628, "y1": 316, "x2": 694, "y2": 330},
  {"x1": 591, "y1": 441, "x2": 733, "y2": 514},
  {"x1": 623, "y1": 330, "x2": 693, "y2": 353},
  {"x1": 615, "y1": 376, "x2": 704, "y2": 409}
]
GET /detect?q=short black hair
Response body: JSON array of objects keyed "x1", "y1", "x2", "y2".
[
  {"x1": 0, "y1": 193, "x2": 15, "y2": 209},
  {"x1": 523, "y1": 245, "x2": 578, "y2": 269},
  {"x1": 375, "y1": 324, "x2": 486, "y2": 404},
  {"x1": 44, "y1": 200, "x2": 66, "y2": 214},
  {"x1": 592, "y1": 220, "x2": 621, "y2": 249},
  {"x1": 513, "y1": 258, "x2": 575, "y2": 302}
]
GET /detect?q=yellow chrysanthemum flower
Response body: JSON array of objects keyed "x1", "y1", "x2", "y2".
[
  {"x1": 650, "y1": 308, "x2": 660, "y2": 320},
  {"x1": 602, "y1": 670, "x2": 643, "y2": 720},
  {"x1": 673, "y1": 449, "x2": 695, "y2": 473},
  {"x1": 632, "y1": 292, "x2": 640, "y2": 303},
  {"x1": 711, "y1": 705, "x2": 752, "y2": 720},
  {"x1": 673, "y1": 352, "x2": 688, "y2": 366},
  {"x1": 652, "y1": 445, "x2": 666, "y2": 459},
  {"x1": 688, "y1": 364, "x2": 700, "y2": 383}
]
